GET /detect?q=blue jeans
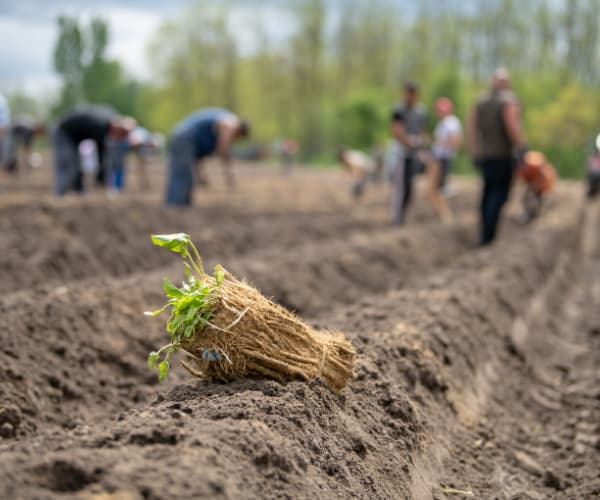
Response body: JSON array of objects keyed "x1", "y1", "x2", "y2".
[
  {"x1": 165, "y1": 134, "x2": 196, "y2": 206},
  {"x1": 480, "y1": 157, "x2": 515, "y2": 245},
  {"x1": 109, "y1": 138, "x2": 130, "y2": 190}
]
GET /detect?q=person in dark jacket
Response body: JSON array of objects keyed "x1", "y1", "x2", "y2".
[
  {"x1": 467, "y1": 68, "x2": 527, "y2": 245},
  {"x1": 52, "y1": 106, "x2": 135, "y2": 195}
]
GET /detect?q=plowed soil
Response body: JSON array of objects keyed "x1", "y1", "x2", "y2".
[{"x1": 0, "y1": 161, "x2": 598, "y2": 499}]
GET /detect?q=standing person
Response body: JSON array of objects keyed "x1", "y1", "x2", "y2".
[
  {"x1": 390, "y1": 81, "x2": 427, "y2": 225},
  {"x1": 432, "y1": 97, "x2": 462, "y2": 191},
  {"x1": 426, "y1": 97, "x2": 463, "y2": 221},
  {"x1": 0, "y1": 93, "x2": 9, "y2": 167},
  {"x1": 587, "y1": 133, "x2": 600, "y2": 199},
  {"x1": 165, "y1": 108, "x2": 250, "y2": 206},
  {"x1": 467, "y1": 68, "x2": 527, "y2": 245},
  {"x1": 52, "y1": 106, "x2": 136, "y2": 196}
]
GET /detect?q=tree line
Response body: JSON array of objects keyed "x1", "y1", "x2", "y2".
[{"x1": 9, "y1": 0, "x2": 600, "y2": 177}]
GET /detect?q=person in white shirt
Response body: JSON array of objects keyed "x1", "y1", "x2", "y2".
[
  {"x1": 421, "y1": 97, "x2": 463, "y2": 222},
  {"x1": 432, "y1": 97, "x2": 462, "y2": 189}
]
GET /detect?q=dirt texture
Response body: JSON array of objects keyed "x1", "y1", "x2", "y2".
[{"x1": 0, "y1": 162, "x2": 598, "y2": 499}]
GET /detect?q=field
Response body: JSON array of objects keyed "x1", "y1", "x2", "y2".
[{"x1": 0, "y1": 161, "x2": 598, "y2": 499}]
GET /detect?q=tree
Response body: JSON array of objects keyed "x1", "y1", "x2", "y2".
[{"x1": 52, "y1": 16, "x2": 142, "y2": 118}]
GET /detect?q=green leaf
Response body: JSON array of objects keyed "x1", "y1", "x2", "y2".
[
  {"x1": 151, "y1": 233, "x2": 191, "y2": 256},
  {"x1": 147, "y1": 351, "x2": 159, "y2": 369},
  {"x1": 158, "y1": 360, "x2": 170, "y2": 381},
  {"x1": 183, "y1": 262, "x2": 193, "y2": 279},
  {"x1": 163, "y1": 277, "x2": 183, "y2": 299}
]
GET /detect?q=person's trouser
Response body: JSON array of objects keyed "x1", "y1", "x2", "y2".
[
  {"x1": 165, "y1": 134, "x2": 196, "y2": 206},
  {"x1": 0, "y1": 132, "x2": 9, "y2": 170},
  {"x1": 108, "y1": 138, "x2": 130, "y2": 190},
  {"x1": 53, "y1": 128, "x2": 83, "y2": 196},
  {"x1": 480, "y1": 157, "x2": 515, "y2": 245},
  {"x1": 2, "y1": 131, "x2": 18, "y2": 172},
  {"x1": 588, "y1": 172, "x2": 600, "y2": 199},
  {"x1": 391, "y1": 156, "x2": 415, "y2": 224},
  {"x1": 438, "y1": 157, "x2": 452, "y2": 189}
]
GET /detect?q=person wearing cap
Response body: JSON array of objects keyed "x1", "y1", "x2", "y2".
[
  {"x1": 467, "y1": 68, "x2": 527, "y2": 245},
  {"x1": 587, "y1": 133, "x2": 600, "y2": 199},
  {"x1": 389, "y1": 81, "x2": 428, "y2": 225},
  {"x1": 52, "y1": 106, "x2": 136, "y2": 196},
  {"x1": 165, "y1": 108, "x2": 250, "y2": 206}
]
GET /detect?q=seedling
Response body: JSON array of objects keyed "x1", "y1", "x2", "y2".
[
  {"x1": 145, "y1": 233, "x2": 224, "y2": 381},
  {"x1": 146, "y1": 233, "x2": 355, "y2": 391}
]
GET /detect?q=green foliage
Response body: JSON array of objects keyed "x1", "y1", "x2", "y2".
[
  {"x1": 5, "y1": 92, "x2": 45, "y2": 119},
  {"x1": 36, "y1": 1, "x2": 600, "y2": 175},
  {"x1": 52, "y1": 15, "x2": 142, "y2": 118},
  {"x1": 145, "y1": 234, "x2": 224, "y2": 381},
  {"x1": 151, "y1": 233, "x2": 192, "y2": 257},
  {"x1": 336, "y1": 93, "x2": 386, "y2": 150},
  {"x1": 525, "y1": 84, "x2": 599, "y2": 178}
]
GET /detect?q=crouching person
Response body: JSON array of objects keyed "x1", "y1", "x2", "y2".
[{"x1": 165, "y1": 108, "x2": 250, "y2": 206}]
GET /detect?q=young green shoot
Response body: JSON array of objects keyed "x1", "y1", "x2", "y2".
[{"x1": 145, "y1": 233, "x2": 225, "y2": 381}]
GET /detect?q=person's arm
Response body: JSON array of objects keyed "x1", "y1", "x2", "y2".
[
  {"x1": 466, "y1": 107, "x2": 479, "y2": 159},
  {"x1": 502, "y1": 100, "x2": 526, "y2": 151},
  {"x1": 216, "y1": 118, "x2": 239, "y2": 187},
  {"x1": 390, "y1": 108, "x2": 414, "y2": 149},
  {"x1": 448, "y1": 120, "x2": 463, "y2": 150},
  {"x1": 391, "y1": 120, "x2": 411, "y2": 148}
]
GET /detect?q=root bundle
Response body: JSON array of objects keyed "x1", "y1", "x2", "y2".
[{"x1": 180, "y1": 271, "x2": 356, "y2": 392}]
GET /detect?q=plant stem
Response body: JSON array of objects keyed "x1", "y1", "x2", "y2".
[{"x1": 188, "y1": 242, "x2": 205, "y2": 277}]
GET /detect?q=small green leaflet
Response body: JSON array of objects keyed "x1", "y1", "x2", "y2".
[
  {"x1": 163, "y1": 277, "x2": 183, "y2": 299},
  {"x1": 151, "y1": 233, "x2": 191, "y2": 256},
  {"x1": 147, "y1": 351, "x2": 159, "y2": 369},
  {"x1": 214, "y1": 264, "x2": 225, "y2": 285},
  {"x1": 158, "y1": 360, "x2": 170, "y2": 381}
]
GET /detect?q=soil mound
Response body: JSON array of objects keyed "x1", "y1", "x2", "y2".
[{"x1": 0, "y1": 167, "x2": 597, "y2": 499}]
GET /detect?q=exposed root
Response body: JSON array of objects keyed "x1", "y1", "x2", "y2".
[{"x1": 182, "y1": 270, "x2": 356, "y2": 392}]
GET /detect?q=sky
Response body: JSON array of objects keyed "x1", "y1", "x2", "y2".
[
  {"x1": 0, "y1": 0, "x2": 192, "y2": 96},
  {"x1": 0, "y1": 0, "x2": 295, "y2": 97}
]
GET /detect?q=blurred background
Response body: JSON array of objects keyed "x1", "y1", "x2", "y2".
[{"x1": 1, "y1": 0, "x2": 599, "y2": 176}]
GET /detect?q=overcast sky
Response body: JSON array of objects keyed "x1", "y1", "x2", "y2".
[
  {"x1": 0, "y1": 0, "x2": 298, "y2": 97},
  {"x1": 0, "y1": 0, "x2": 194, "y2": 96}
]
